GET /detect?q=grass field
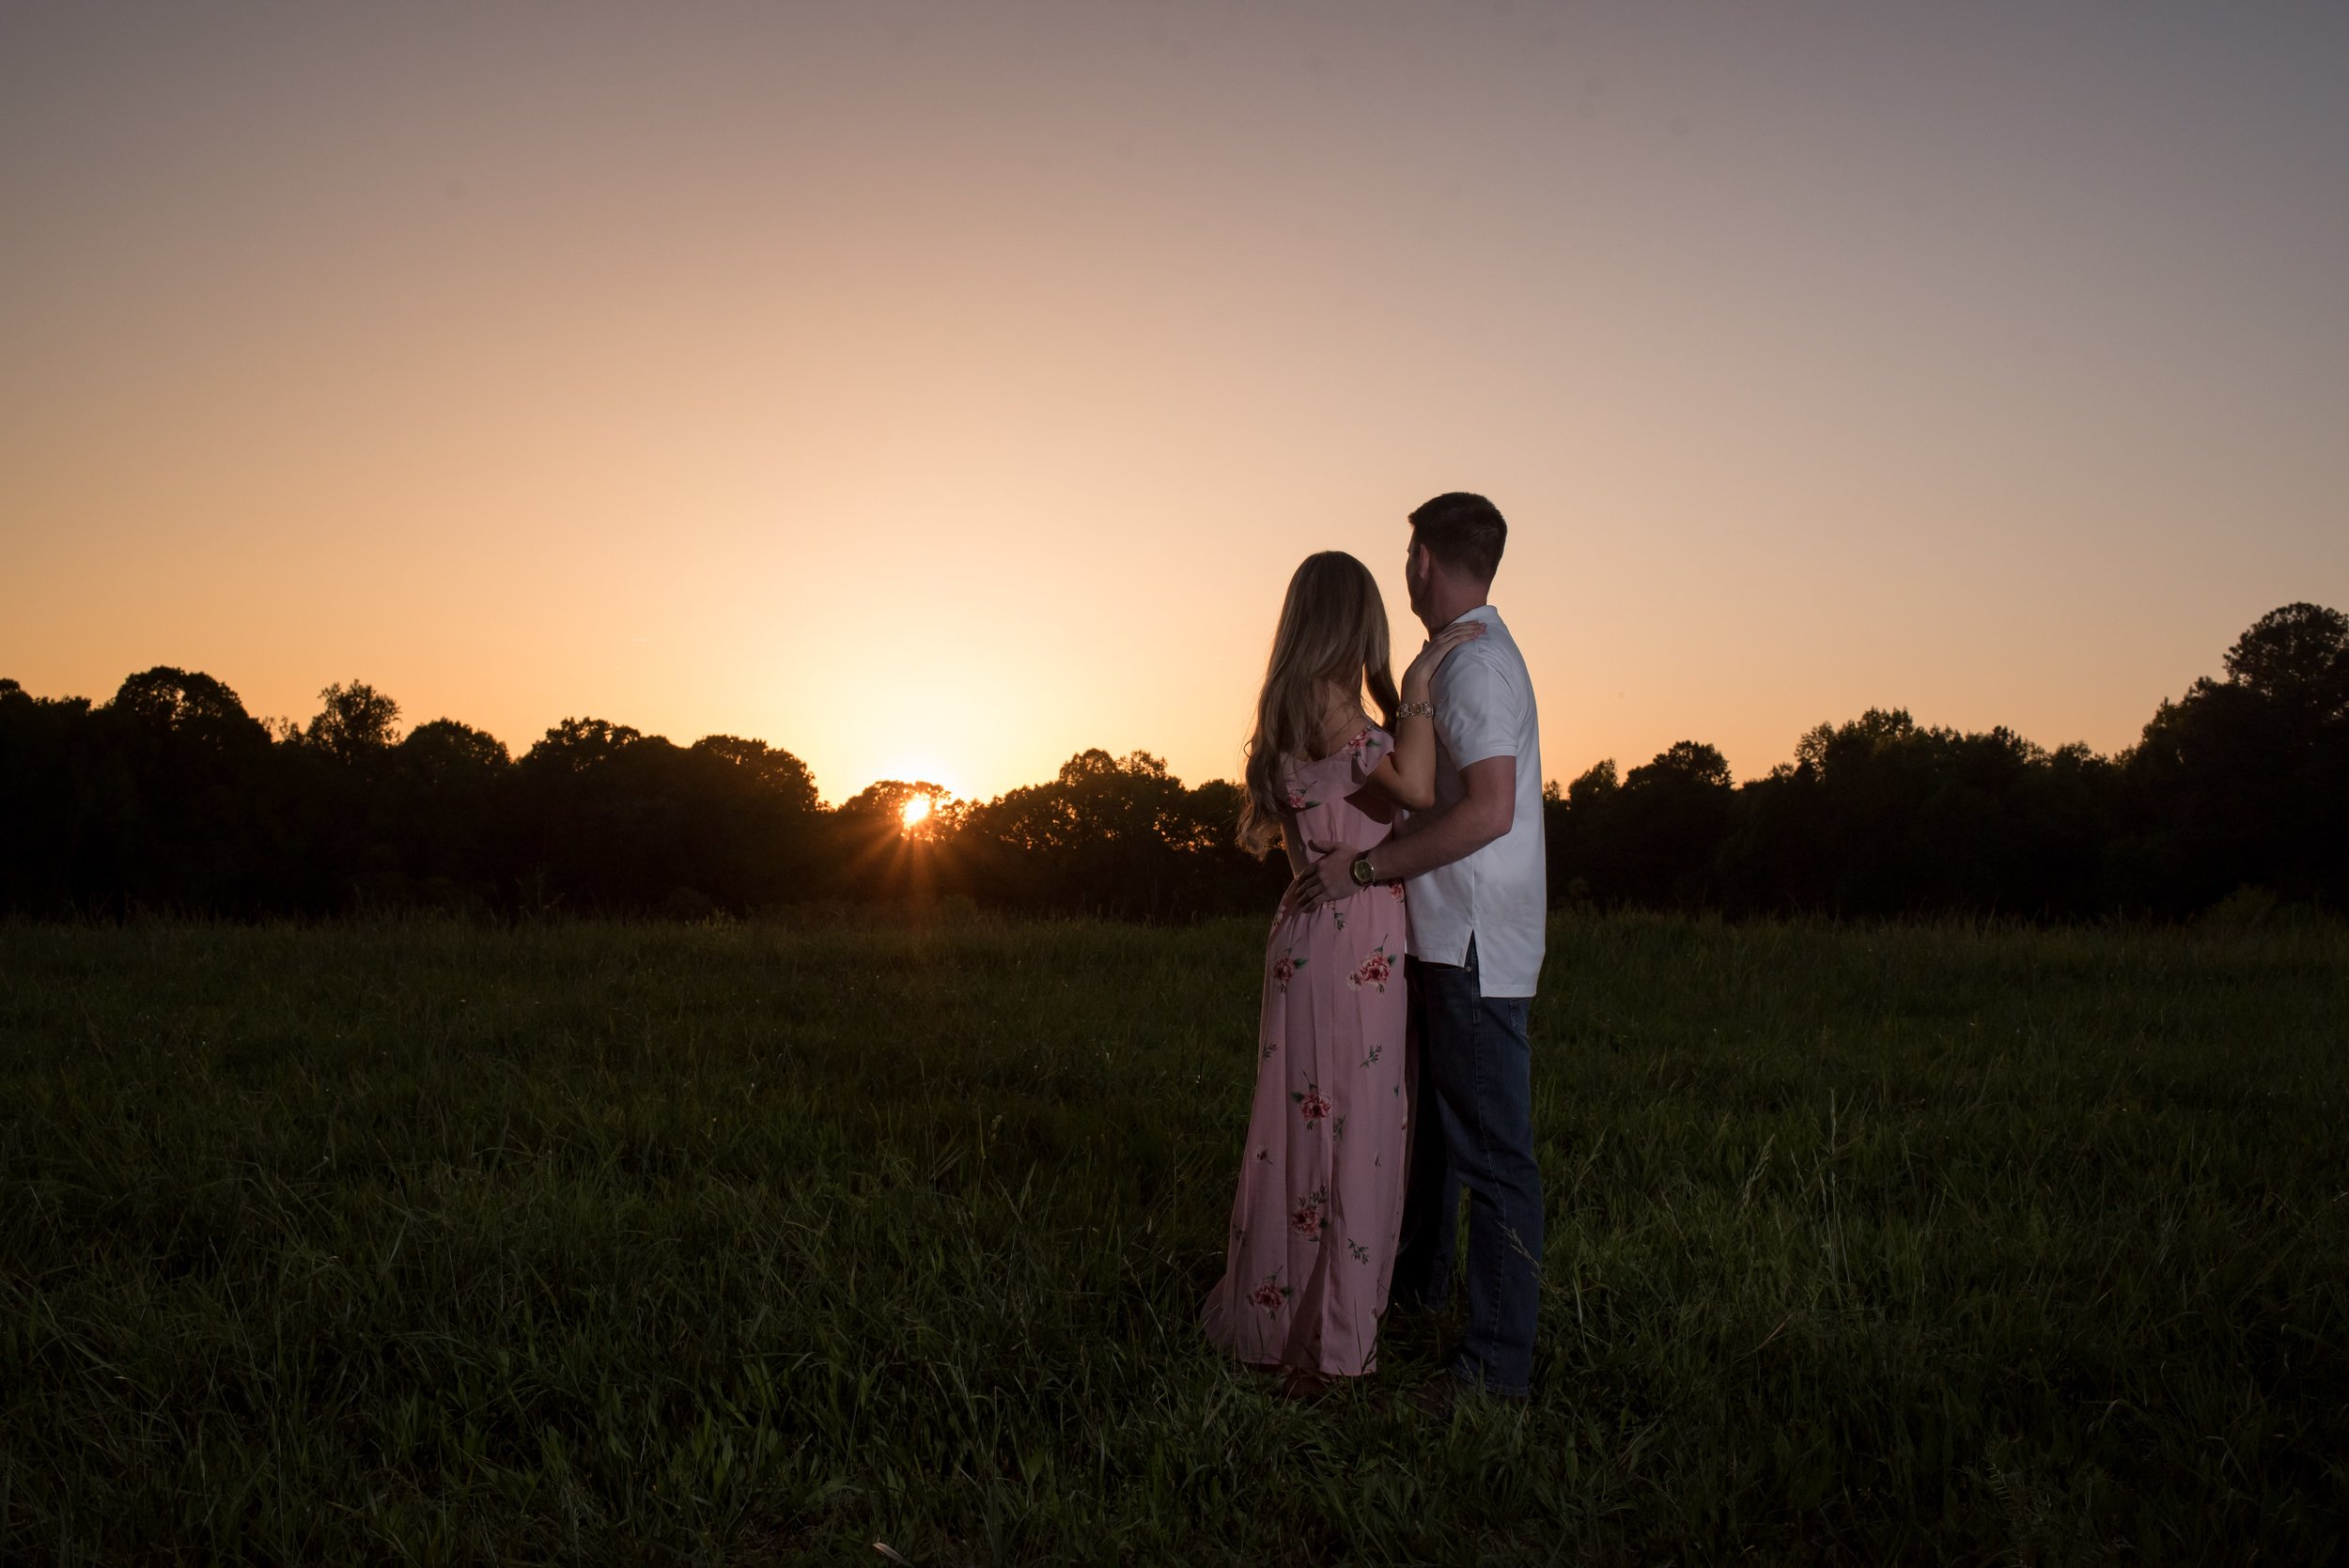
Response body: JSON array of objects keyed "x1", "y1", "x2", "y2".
[{"x1": 2, "y1": 911, "x2": 2345, "y2": 1564}]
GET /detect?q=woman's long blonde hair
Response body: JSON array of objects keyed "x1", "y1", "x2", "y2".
[{"x1": 1237, "y1": 551, "x2": 1400, "y2": 858}]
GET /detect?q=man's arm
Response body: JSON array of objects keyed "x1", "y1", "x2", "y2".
[{"x1": 1283, "y1": 755, "x2": 1515, "y2": 911}]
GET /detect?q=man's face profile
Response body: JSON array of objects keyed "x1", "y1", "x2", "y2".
[{"x1": 1404, "y1": 538, "x2": 1433, "y2": 626}]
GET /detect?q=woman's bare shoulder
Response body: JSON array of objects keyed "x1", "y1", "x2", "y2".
[{"x1": 1312, "y1": 705, "x2": 1375, "y2": 761}]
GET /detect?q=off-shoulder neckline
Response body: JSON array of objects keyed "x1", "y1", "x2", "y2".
[{"x1": 1300, "y1": 724, "x2": 1385, "y2": 767}]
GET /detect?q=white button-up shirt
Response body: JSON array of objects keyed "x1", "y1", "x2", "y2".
[{"x1": 1404, "y1": 604, "x2": 1547, "y2": 997}]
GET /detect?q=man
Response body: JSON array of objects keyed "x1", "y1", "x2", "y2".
[{"x1": 1286, "y1": 490, "x2": 1546, "y2": 1401}]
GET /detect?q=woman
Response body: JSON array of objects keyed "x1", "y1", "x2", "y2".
[{"x1": 1201, "y1": 551, "x2": 1482, "y2": 1393}]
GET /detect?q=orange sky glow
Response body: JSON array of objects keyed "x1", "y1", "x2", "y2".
[{"x1": 5, "y1": 4, "x2": 2344, "y2": 805}]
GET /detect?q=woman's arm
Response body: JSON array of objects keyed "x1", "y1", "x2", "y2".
[
  {"x1": 1356, "y1": 622, "x2": 1484, "y2": 810},
  {"x1": 1282, "y1": 755, "x2": 1516, "y2": 916},
  {"x1": 1281, "y1": 831, "x2": 1310, "y2": 878}
]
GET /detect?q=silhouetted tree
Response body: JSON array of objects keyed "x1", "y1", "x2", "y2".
[
  {"x1": 380, "y1": 720, "x2": 513, "y2": 908},
  {"x1": 1711, "y1": 710, "x2": 2123, "y2": 917},
  {"x1": 401, "y1": 718, "x2": 512, "y2": 780},
  {"x1": 2121, "y1": 603, "x2": 2349, "y2": 909},
  {"x1": 828, "y1": 779, "x2": 957, "y2": 903},
  {"x1": 526, "y1": 717, "x2": 644, "y2": 773},
  {"x1": 0, "y1": 680, "x2": 103, "y2": 910},
  {"x1": 112, "y1": 667, "x2": 263, "y2": 740},
  {"x1": 960, "y1": 750, "x2": 1280, "y2": 917},
  {"x1": 1544, "y1": 759, "x2": 1616, "y2": 904},
  {"x1": 301, "y1": 680, "x2": 402, "y2": 763},
  {"x1": 500, "y1": 720, "x2": 828, "y2": 913},
  {"x1": 1548, "y1": 743, "x2": 1735, "y2": 908},
  {"x1": 2225, "y1": 602, "x2": 2349, "y2": 722},
  {"x1": 1, "y1": 602, "x2": 2337, "y2": 922},
  {"x1": 693, "y1": 735, "x2": 819, "y2": 815}
]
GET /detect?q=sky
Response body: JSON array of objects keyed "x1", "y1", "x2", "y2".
[{"x1": 5, "y1": 2, "x2": 2344, "y2": 804}]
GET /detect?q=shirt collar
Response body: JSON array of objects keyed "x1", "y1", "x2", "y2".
[{"x1": 1445, "y1": 604, "x2": 1501, "y2": 631}]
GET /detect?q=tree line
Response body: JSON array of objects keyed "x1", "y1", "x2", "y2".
[{"x1": 2, "y1": 603, "x2": 2341, "y2": 923}]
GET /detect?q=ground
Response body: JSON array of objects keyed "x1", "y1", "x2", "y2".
[{"x1": 3, "y1": 911, "x2": 2343, "y2": 1563}]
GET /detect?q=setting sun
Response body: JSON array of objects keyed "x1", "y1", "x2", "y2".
[{"x1": 899, "y1": 795, "x2": 932, "y2": 832}]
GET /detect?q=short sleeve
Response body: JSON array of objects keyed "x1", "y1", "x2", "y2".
[
  {"x1": 1346, "y1": 726, "x2": 1394, "y2": 787},
  {"x1": 1439, "y1": 651, "x2": 1523, "y2": 768}
]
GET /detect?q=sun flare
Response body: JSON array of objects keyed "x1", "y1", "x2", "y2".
[{"x1": 899, "y1": 795, "x2": 932, "y2": 831}]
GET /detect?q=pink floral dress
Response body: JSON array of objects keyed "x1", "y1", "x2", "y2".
[{"x1": 1202, "y1": 726, "x2": 1410, "y2": 1376}]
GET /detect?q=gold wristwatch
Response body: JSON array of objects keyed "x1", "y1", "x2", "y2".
[{"x1": 1349, "y1": 853, "x2": 1377, "y2": 887}]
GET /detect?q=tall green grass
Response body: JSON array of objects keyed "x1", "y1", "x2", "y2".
[{"x1": 2, "y1": 912, "x2": 2343, "y2": 1563}]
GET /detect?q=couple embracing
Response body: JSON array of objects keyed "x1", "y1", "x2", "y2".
[{"x1": 1203, "y1": 491, "x2": 1547, "y2": 1405}]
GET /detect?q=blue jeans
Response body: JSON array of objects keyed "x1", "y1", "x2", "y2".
[{"x1": 1390, "y1": 936, "x2": 1543, "y2": 1396}]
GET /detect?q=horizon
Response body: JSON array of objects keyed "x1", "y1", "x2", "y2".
[
  {"x1": 7, "y1": 4, "x2": 2345, "y2": 802},
  {"x1": 2, "y1": 587, "x2": 2322, "y2": 811}
]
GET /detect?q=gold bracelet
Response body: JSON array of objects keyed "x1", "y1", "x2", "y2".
[{"x1": 1395, "y1": 700, "x2": 1435, "y2": 720}]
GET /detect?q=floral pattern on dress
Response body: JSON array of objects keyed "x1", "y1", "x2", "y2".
[
  {"x1": 1290, "y1": 1186, "x2": 1329, "y2": 1239},
  {"x1": 1291, "y1": 1082, "x2": 1331, "y2": 1126},
  {"x1": 1348, "y1": 946, "x2": 1392, "y2": 992}
]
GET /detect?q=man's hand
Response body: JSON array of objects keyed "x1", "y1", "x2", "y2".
[
  {"x1": 1279, "y1": 839, "x2": 1363, "y2": 919},
  {"x1": 1330, "y1": 756, "x2": 1517, "y2": 891}
]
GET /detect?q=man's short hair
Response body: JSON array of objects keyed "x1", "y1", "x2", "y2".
[{"x1": 1408, "y1": 491, "x2": 1507, "y2": 583}]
